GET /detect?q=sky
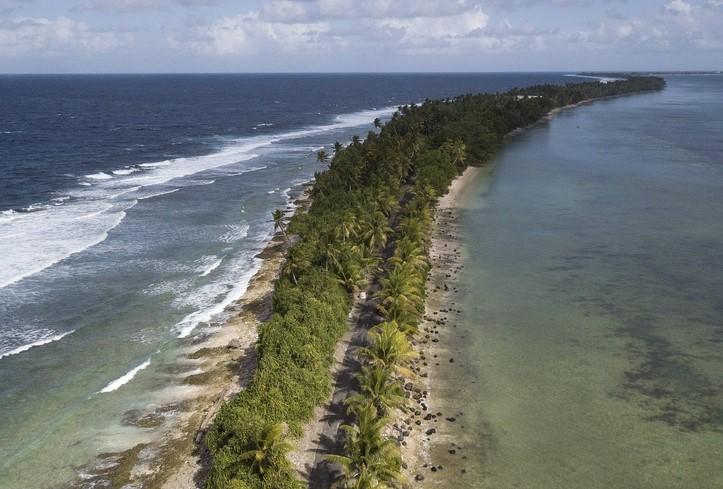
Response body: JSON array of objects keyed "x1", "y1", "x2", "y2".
[{"x1": 0, "y1": 0, "x2": 721, "y2": 73}]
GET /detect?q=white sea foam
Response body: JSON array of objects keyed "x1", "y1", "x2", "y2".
[
  {"x1": 0, "y1": 203, "x2": 132, "y2": 289},
  {"x1": 139, "y1": 161, "x2": 171, "y2": 169},
  {"x1": 0, "y1": 209, "x2": 18, "y2": 221},
  {"x1": 137, "y1": 188, "x2": 180, "y2": 200},
  {"x1": 175, "y1": 258, "x2": 261, "y2": 338},
  {"x1": 0, "y1": 329, "x2": 75, "y2": 360},
  {"x1": 199, "y1": 256, "x2": 224, "y2": 277},
  {"x1": 0, "y1": 105, "x2": 394, "y2": 290},
  {"x1": 98, "y1": 358, "x2": 151, "y2": 393},
  {"x1": 85, "y1": 172, "x2": 114, "y2": 180},
  {"x1": 219, "y1": 223, "x2": 249, "y2": 243},
  {"x1": 112, "y1": 168, "x2": 140, "y2": 176}
]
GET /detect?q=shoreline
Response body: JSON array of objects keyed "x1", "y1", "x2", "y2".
[
  {"x1": 398, "y1": 165, "x2": 481, "y2": 485},
  {"x1": 73, "y1": 184, "x2": 312, "y2": 489}
]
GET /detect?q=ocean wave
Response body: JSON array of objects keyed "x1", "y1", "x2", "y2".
[
  {"x1": 175, "y1": 258, "x2": 261, "y2": 338},
  {"x1": 198, "y1": 256, "x2": 224, "y2": 277},
  {"x1": 137, "y1": 188, "x2": 180, "y2": 200},
  {"x1": 98, "y1": 358, "x2": 151, "y2": 393},
  {"x1": 85, "y1": 172, "x2": 114, "y2": 180},
  {"x1": 219, "y1": 223, "x2": 249, "y2": 243},
  {"x1": 112, "y1": 168, "x2": 140, "y2": 176},
  {"x1": 0, "y1": 203, "x2": 132, "y2": 289},
  {"x1": 139, "y1": 161, "x2": 171, "y2": 169},
  {"x1": 0, "y1": 105, "x2": 394, "y2": 290},
  {"x1": 0, "y1": 329, "x2": 75, "y2": 360},
  {"x1": 22, "y1": 203, "x2": 51, "y2": 212}
]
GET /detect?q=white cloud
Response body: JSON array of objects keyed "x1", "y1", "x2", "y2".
[
  {"x1": 170, "y1": 12, "x2": 337, "y2": 55},
  {"x1": 0, "y1": 17, "x2": 128, "y2": 57},
  {"x1": 378, "y1": 5, "x2": 489, "y2": 47},
  {"x1": 665, "y1": 0, "x2": 692, "y2": 16}
]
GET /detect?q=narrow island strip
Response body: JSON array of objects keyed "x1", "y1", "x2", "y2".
[{"x1": 178, "y1": 76, "x2": 666, "y2": 489}]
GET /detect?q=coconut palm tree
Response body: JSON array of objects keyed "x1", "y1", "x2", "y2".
[
  {"x1": 442, "y1": 139, "x2": 467, "y2": 173},
  {"x1": 376, "y1": 265, "x2": 424, "y2": 324},
  {"x1": 390, "y1": 239, "x2": 429, "y2": 274},
  {"x1": 346, "y1": 365, "x2": 406, "y2": 416},
  {"x1": 359, "y1": 212, "x2": 392, "y2": 251},
  {"x1": 328, "y1": 404, "x2": 403, "y2": 489},
  {"x1": 317, "y1": 148, "x2": 330, "y2": 165},
  {"x1": 284, "y1": 245, "x2": 312, "y2": 285},
  {"x1": 373, "y1": 117, "x2": 382, "y2": 130},
  {"x1": 271, "y1": 208, "x2": 289, "y2": 243},
  {"x1": 336, "y1": 212, "x2": 359, "y2": 242},
  {"x1": 239, "y1": 422, "x2": 293, "y2": 476},
  {"x1": 359, "y1": 321, "x2": 417, "y2": 377}
]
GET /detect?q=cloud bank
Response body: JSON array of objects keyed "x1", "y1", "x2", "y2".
[{"x1": 0, "y1": 0, "x2": 721, "y2": 72}]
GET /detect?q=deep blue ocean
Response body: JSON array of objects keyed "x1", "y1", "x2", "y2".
[{"x1": 0, "y1": 73, "x2": 578, "y2": 488}]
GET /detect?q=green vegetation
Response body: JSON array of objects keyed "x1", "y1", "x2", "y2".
[{"x1": 204, "y1": 76, "x2": 665, "y2": 489}]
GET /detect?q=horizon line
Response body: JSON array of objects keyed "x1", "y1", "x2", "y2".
[{"x1": 0, "y1": 69, "x2": 720, "y2": 77}]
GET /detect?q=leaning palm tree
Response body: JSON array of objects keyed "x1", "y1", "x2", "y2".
[
  {"x1": 346, "y1": 365, "x2": 407, "y2": 416},
  {"x1": 441, "y1": 139, "x2": 467, "y2": 173},
  {"x1": 239, "y1": 422, "x2": 293, "y2": 476},
  {"x1": 359, "y1": 321, "x2": 417, "y2": 377},
  {"x1": 450, "y1": 139, "x2": 467, "y2": 168},
  {"x1": 283, "y1": 246, "x2": 312, "y2": 285},
  {"x1": 271, "y1": 208, "x2": 289, "y2": 243}
]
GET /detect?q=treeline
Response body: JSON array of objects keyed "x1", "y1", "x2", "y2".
[{"x1": 203, "y1": 76, "x2": 665, "y2": 489}]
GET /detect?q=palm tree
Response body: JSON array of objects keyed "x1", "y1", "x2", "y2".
[
  {"x1": 328, "y1": 404, "x2": 403, "y2": 489},
  {"x1": 284, "y1": 245, "x2": 312, "y2": 285},
  {"x1": 336, "y1": 212, "x2": 359, "y2": 242},
  {"x1": 359, "y1": 321, "x2": 417, "y2": 377},
  {"x1": 317, "y1": 148, "x2": 330, "y2": 165},
  {"x1": 442, "y1": 139, "x2": 467, "y2": 173},
  {"x1": 390, "y1": 239, "x2": 429, "y2": 274},
  {"x1": 346, "y1": 365, "x2": 407, "y2": 416},
  {"x1": 271, "y1": 208, "x2": 289, "y2": 243},
  {"x1": 376, "y1": 265, "x2": 424, "y2": 325},
  {"x1": 334, "y1": 141, "x2": 343, "y2": 153},
  {"x1": 239, "y1": 422, "x2": 293, "y2": 476},
  {"x1": 373, "y1": 117, "x2": 382, "y2": 130},
  {"x1": 359, "y1": 212, "x2": 392, "y2": 252}
]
